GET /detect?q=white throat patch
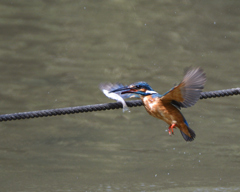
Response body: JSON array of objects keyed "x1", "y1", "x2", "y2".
[{"x1": 145, "y1": 90, "x2": 157, "y2": 94}]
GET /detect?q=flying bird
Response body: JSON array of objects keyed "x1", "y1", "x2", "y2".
[{"x1": 107, "y1": 67, "x2": 206, "y2": 142}]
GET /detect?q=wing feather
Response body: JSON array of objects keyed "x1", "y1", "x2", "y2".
[{"x1": 161, "y1": 67, "x2": 206, "y2": 108}]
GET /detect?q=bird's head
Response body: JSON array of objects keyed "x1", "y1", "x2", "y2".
[{"x1": 110, "y1": 81, "x2": 157, "y2": 96}]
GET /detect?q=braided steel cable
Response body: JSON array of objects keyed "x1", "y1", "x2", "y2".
[
  {"x1": 0, "y1": 88, "x2": 239, "y2": 122},
  {"x1": 200, "y1": 88, "x2": 240, "y2": 99}
]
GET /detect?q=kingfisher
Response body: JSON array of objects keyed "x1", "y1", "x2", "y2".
[{"x1": 109, "y1": 67, "x2": 206, "y2": 142}]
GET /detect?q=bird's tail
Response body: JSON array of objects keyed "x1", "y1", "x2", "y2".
[{"x1": 180, "y1": 126, "x2": 196, "y2": 142}]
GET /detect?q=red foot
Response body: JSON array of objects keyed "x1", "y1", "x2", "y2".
[{"x1": 168, "y1": 124, "x2": 176, "y2": 135}]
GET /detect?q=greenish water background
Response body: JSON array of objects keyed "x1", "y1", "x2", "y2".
[{"x1": 0, "y1": 1, "x2": 239, "y2": 191}]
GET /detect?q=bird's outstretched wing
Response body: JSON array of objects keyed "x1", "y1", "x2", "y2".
[{"x1": 161, "y1": 67, "x2": 206, "y2": 108}]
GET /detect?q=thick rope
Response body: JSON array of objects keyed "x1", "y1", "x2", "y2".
[{"x1": 0, "y1": 88, "x2": 239, "y2": 122}]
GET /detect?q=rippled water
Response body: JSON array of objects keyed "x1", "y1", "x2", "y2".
[{"x1": 0, "y1": 1, "x2": 239, "y2": 191}]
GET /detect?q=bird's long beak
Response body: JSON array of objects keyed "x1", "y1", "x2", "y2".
[{"x1": 110, "y1": 86, "x2": 136, "y2": 94}]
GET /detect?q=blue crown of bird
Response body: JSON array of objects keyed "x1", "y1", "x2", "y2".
[{"x1": 101, "y1": 67, "x2": 206, "y2": 142}]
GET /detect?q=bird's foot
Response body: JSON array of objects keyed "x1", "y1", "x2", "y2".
[{"x1": 168, "y1": 123, "x2": 176, "y2": 135}]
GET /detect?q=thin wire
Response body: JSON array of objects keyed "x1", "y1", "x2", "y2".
[{"x1": 0, "y1": 88, "x2": 239, "y2": 122}]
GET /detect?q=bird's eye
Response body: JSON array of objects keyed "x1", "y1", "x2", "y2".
[{"x1": 136, "y1": 85, "x2": 141, "y2": 89}]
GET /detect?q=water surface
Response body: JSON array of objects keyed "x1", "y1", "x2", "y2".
[{"x1": 0, "y1": 1, "x2": 239, "y2": 191}]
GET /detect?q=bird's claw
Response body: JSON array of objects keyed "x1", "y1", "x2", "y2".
[{"x1": 168, "y1": 124, "x2": 176, "y2": 135}]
